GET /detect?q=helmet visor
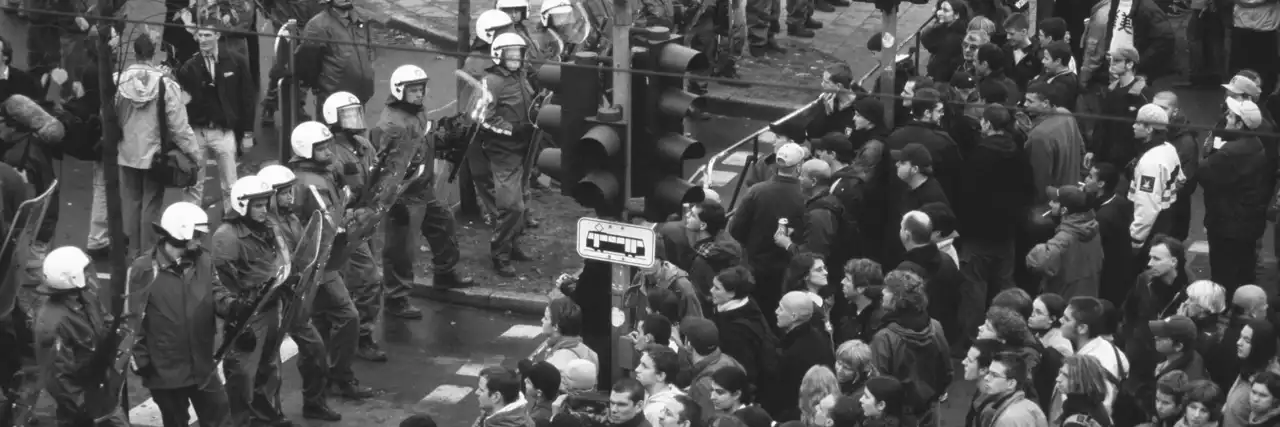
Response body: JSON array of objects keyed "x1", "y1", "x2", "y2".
[{"x1": 337, "y1": 104, "x2": 366, "y2": 130}]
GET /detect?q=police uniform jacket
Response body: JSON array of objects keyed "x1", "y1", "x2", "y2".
[
  {"x1": 126, "y1": 246, "x2": 220, "y2": 390},
  {"x1": 479, "y1": 64, "x2": 535, "y2": 142},
  {"x1": 328, "y1": 131, "x2": 376, "y2": 203},
  {"x1": 372, "y1": 97, "x2": 435, "y2": 206},
  {"x1": 34, "y1": 290, "x2": 108, "y2": 416},
  {"x1": 211, "y1": 217, "x2": 286, "y2": 297},
  {"x1": 291, "y1": 158, "x2": 347, "y2": 226},
  {"x1": 1128, "y1": 138, "x2": 1185, "y2": 248}
]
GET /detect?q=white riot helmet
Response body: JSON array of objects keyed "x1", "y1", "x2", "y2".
[
  {"x1": 490, "y1": 33, "x2": 527, "y2": 66},
  {"x1": 540, "y1": 0, "x2": 573, "y2": 20},
  {"x1": 390, "y1": 65, "x2": 430, "y2": 102},
  {"x1": 322, "y1": 91, "x2": 366, "y2": 130},
  {"x1": 156, "y1": 202, "x2": 210, "y2": 241},
  {"x1": 230, "y1": 176, "x2": 276, "y2": 217},
  {"x1": 495, "y1": 0, "x2": 529, "y2": 21},
  {"x1": 257, "y1": 164, "x2": 297, "y2": 190},
  {"x1": 475, "y1": 10, "x2": 514, "y2": 44},
  {"x1": 291, "y1": 121, "x2": 334, "y2": 159},
  {"x1": 41, "y1": 246, "x2": 92, "y2": 292}
]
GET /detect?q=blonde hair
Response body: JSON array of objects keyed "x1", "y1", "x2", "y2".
[
  {"x1": 967, "y1": 16, "x2": 995, "y2": 35},
  {"x1": 798, "y1": 366, "x2": 840, "y2": 425},
  {"x1": 1061, "y1": 354, "x2": 1109, "y2": 401},
  {"x1": 1187, "y1": 280, "x2": 1227, "y2": 314},
  {"x1": 836, "y1": 340, "x2": 874, "y2": 375}
]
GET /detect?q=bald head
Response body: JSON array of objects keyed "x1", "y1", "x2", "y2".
[
  {"x1": 1153, "y1": 91, "x2": 1177, "y2": 110},
  {"x1": 780, "y1": 291, "x2": 816, "y2": 319},
  {"x1": 1234, "y1": 285, "x2": 1269, "y2": 317},
  {"x1": 801, "y1": 159, "x2": 832, "y2": 181}
]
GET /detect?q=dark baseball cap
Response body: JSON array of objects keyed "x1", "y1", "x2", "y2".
[
  {"x1": 813, "y1": 134, "x2": 854, "y2": 159},
  {"x1": 950, "y1": 71, "x2": 976, "y2": 90},
  {"x1": 1045, "y1": 185, "x2": 1089, "y2": 213},
  {"x1": 1149, "y1": 315, "x2": 1198, "y2": 342},
  {"x1": 890, "y1": 143, "x2": 933, "y2": 167}
]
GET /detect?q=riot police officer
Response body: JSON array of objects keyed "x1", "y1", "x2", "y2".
[
  {"x1": 212, "y1": 176, "x2": 292, "y2": 426},
  {"x1": 34, "y1": 247, "x2": 129, "y2": 427},
  {"x1": 320, "y1": 92, "x2": 396, "y2": 361},
  {"x1": 537, "y1": 0, "x2": 595, "y2": 60},
  {"x1": 476, "y1": 33, "x2": 537, "y2": 277},
  {"x1": 377, "y1": 65, "x2": 475, "y2": 303}
]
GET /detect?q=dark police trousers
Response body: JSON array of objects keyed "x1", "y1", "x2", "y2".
[
  {"x1": 222, "y1": 306, "x2": 286, "y2": 426},
  {"x1": 384, "y1": 189, "x2": 461, "y2": 291},
  {"x1": 150, "y1": 379, "x2": 231, "y2": 427},
  {"x1": 286, "y1": 270, "x2": 359, "y2": 406}
]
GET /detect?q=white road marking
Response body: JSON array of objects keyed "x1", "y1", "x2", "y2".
[
  {"x1": 1189, "y1": 240, "x2": 1209, "y2": 254},
  {"x1": 456, "y1": 363, "x2": 485, "y2": 377},
  {"x1": 128, "y1": 337, "x2": 299, "y2": 426},
  {"x1": 420, "y1": 384, "x2": 474, "y2": 405},
  {"x1": 723, "y1": 151, "x2": 752, "y2": 167},
  {"x1": 707, "y1": 170, "x2": 740, "y2": 187},
  {"x1": 498, "y1": 324, "x2": 543, "y2": 340}
]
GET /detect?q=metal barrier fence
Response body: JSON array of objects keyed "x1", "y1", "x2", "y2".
[{"x1": 689, "y1": 18, "x2": 930, "y2": 211}]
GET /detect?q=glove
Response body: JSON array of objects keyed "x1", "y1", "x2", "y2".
[
  {"x1": 228, "y1": 298, "x2": 255, "y2": 318},
  {"x1": 132, "y1": 359, "x2": 157, "y2": 378},
  {"x1": 234, "y1": 329, "x2": 258, "y2": 352}
]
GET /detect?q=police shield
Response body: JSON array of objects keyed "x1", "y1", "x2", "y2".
[
  {"x1": 0, "y1": 180, "x2": 58, "y2": 321},
  {"x1": 279, "y1": 211, "x2": 335, "y2": 329}
]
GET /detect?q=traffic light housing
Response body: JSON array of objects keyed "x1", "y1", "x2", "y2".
[
  {"x1": 631, "y1": 27, "x2": 708, "y2": 221},
  {"x1": 535, "y1": 52, "x2": 627, "y2": 215}
]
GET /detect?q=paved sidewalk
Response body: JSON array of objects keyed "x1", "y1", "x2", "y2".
[{"x1": 356, "y1": 0, "x2": 937, "y2": 66}]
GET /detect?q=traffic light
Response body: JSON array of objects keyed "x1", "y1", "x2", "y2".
[
  {"x1": 534, "y1": 52, "x2": 627, "y2": 214},
  {"x1": 631, "y1": 27, "x2": 709, "y2": 221}
]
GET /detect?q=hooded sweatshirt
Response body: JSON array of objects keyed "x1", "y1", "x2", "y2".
[
  {"x1": 1026, "y1": 211, "x2": 1104, "y2": 299},
  {"x1": 869, "y1": 309, "x2": 953, "y2": 416},
  {"x1": 113, "y1": 64, "x2": 201, "y2": 169}
]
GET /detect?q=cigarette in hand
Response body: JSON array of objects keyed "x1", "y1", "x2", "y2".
[{"x1": 1042, "y1": 210, "x2": 1052, "y2": 217}]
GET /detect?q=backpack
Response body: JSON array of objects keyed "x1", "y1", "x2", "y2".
[{"x1": 1104, "y1": 343, "x2": 1145, "y2": 426}]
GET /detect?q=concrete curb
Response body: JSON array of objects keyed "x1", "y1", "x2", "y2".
[
  {"x1": 703, "y1": 95, "x2": 806, "y2": 122},
  {"x1": 409, "y1": 280, "x2": 550, "y2": 316}
]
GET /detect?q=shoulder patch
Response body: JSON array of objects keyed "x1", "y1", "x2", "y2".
[{"x1": 1139, "y1": 175, "x2": 1155, "y2": 193}]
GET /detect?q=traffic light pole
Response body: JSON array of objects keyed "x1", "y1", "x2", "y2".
[
  {"x1": 610, "y1": 0, "x2": 633, "y2": 386},
  {"x1": 879, "y1": 5, "x2": 896, "y2": 128}
]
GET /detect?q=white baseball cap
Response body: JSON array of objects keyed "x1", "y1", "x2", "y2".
[{"x1": 775, "y1": 143, "x2": 807, "y2": 167}]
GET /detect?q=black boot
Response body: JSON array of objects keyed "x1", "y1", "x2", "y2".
[
  {"x1": 333, "y1": 379, "x2": 378, "y2": 399},
  {"x1": 302, "y1": 402, "x2": 342, "y2": 421},
  {"x1": 493, "y1": 258, "x2": 517, "y2": 277},
  {"x1": 510, "y1": 246, "x2": 533, "y2": 262},
  {"x1": 436, "y1": 270, "x2": 475, "y2": 288},
  {"x1": 356, "y1": 336, "x2": 387, "y2": 362},
  {"x1": 386, "y1": 298, "x2": 423, "y2": 319},
  {"x1": 788, "y1": 27, "x2": 815, "y2": 38}
]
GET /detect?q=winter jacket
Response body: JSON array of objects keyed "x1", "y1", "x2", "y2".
[
  {"x1": 1005, "y1": 40, "x2": 1044, "y2": 91},
  {"x1": 299, "y1": 8, "x2": 376, "y2": 102},
  {"x1": 899, "y1": 244, "x2": 964, "y2": 347},
  {"x1": 729, "y1": 174, "x2": 806, "y2": 275},
  {"x1": 687, "y1": 350, "x2": 744, "y2": 424},
  {"x1": 957, "y1": 132, "x2": 1032, "y2": 243},
  {"x1": 1121, "y1": 272, "x2": 1188, "y2": 390},
  {"x1": 689, "y1": 232, "x2": 744, "y2": 308},
  {"x1": 1027, "y1": 211, "x2": 1103, "y2": 299},
  {"x1": 113, "y1": 64, "x2": 202, "y2": 169},
  {"x1": 1029, "y1": 70, "x2": 1080, "y2": 111},
  {"x1": 834, "y1": 289, "x2": 885, "y2": 344},
  {"x1": 922, "y1": 19, "x2": 970, "y2": 82},
  {"x1": 768, "y1": 322, "x2": 836, "y2": 422},
  {"x1": 477, "y1": 64, "x2": 536, "y2": 140},
  {"x1": 982, "y1": 70, "x2": 1022, "y2": 109},
  {"x1": 1143, "y1": 350, "x2": 1208, "y2": 412},
  {"x1": 542, "y1": 336, "x2": 600, "y2": 385},
  {"x1": 1078, "y1": 0, "x2": 1113, "y2": 86},
  {"x1": 978, "y1": 391, "x2": 1049, "y2": 427},
  {"x1": 833, "y1": 137, "x2": 891, "y2": 263},
  {"x1": 1078, "y1": 0, "x2": 1176, "y2": 84},
  {"x1": 1094, "y1": 194, "x2": 1135, "y2": 306},
  {"x1": 789, "y1": 185, "x2": 840, "y2": 258},
  {"x1": 711, "y1": 298, "x2": 776, "y2": 386},
  {"x1": 804, "y1": 94, "x2": 858, "y2": 140},
  {"x1": 1026, "y1": 107, "x2": 1087, "y2": 205},
  {"x1": 1049, "y1": 393, "x2": 1112, "y2": 427},
  {"x1": 1128, "y1": 137, "x2": 1185, "y2": 249},
  {"x1": 1091, "y1": 77, "x2": 1154, "y2": 168},
  {"x1": 475, "y1": 399, "x2": 536, "y2": 427},
  {"x1": 628, "y1": 262, "x2": 705, "y2": 320},
  {"x1": 1249, "y1": 408, "x2": 1280, "y2": 427},
  {"x1": 870, "y1": 310, "x2": 953, "y2": 416},
  {"x1": 886, "y1": 120, "x2": 965, "y2": 204},
  {"x1": 1200, "y1": 134, "x2": 1271, "y2": 239},
  {"x1": 211, "y1": 217, "x2": 289, "y2": 304},
  {"x1": 127, "y1": 246, "x2": 220, "y2": 390},
  {"x1": 328, "y1": 131, "x2": 376, "y2": 199}
]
